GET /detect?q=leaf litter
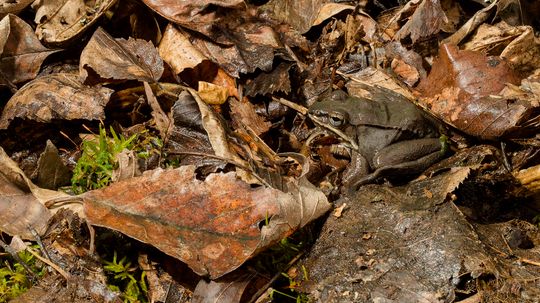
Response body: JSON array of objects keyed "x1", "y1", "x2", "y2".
[{"x1": 0, "y1": 0, "x2": 540, "y2": 302}]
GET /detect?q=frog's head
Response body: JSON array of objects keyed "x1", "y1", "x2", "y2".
[{"x1": 308, "y1": 90, "x2": 352, "y2": 128}]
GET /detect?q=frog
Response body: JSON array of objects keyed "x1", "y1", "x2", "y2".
[{"x1": 308, "y1": 88, "x2": 445, "y2": 190}]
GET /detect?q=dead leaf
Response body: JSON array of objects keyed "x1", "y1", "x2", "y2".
[
  {"x1": 111, "y1": 149, "x2": 141, "y2": 182},
  {"x1": 260, "y1": 0, "x2": 352, "y2": 34},
  {"x1": 80, "y1": 27, "x2": 164, "y2": 84},
  {"x1": 192, "y1": 271, "x2": 256, "y2": 303},
  {"x1": 0, "y1": 73, "x2": 113, "y2": 129},
  {"x1": 244, "y1": 62, "x2": 292, "y2": 97},
  {"x1": 186, "y1": 21, "x2": 281, "y2": 77},
  {"x1": 143, "y1": 82, "x2": 171, "y2": 140},
  {"x1": 394, "y1": 0, "x2": 450, "y2": 43},
  {"x1": 416, "y1": 44, "x2": 537, "y2": 139},
  {"x1": 198, "y1": 81, "x2": 229, "y2": 105},
  {"x1": 82, "y1": 166, "x2": 329, "y2": 278},
  {"x1": 0, "y1": 0, "x2": 33, "y2": 17},
  {"x1": 32, "y1": 0, "x2": 117, "y2": 45},
  {"x1": 158, "y1": 24, "x2": 209, "y2": 75},
  {"x1": 0, "y1": 14, "x2": 59, "y2": 84},
  {"x1": 141, "y1": 0, "x2": 243, "y2": 38},
  {"x1": 463, "y1": 22, "x2": 540, "y2": 75},
  {"x1": 229, "y1": 98, "x2": 271, "y2": 136},
  {"x1": 35, "y1": 140, "x2": 71, "y2": 190}
]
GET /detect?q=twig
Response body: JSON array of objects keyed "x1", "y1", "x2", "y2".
[
  {"x1": 0, "y1": 239, "x2": 38, "y2": 280},
  {"x1": 26, "y1": 247, "x2": 71, "y2": 280}
]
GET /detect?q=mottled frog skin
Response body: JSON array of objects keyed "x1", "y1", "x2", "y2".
[{"x1": 309, "y1": 90, "x2": 445, "y2": 189}]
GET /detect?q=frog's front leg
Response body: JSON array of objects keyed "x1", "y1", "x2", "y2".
[
  {"x1": 353, "y1": 138, "x2": 444, "y2": 188},
  {"x1": 341, "y1": 151, "x2": 370, "y2": 188}
]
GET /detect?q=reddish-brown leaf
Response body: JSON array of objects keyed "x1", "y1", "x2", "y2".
[
  {"x1": 83, "y1": 166, "x2": 330, "y2": 278},
  {"x1": 80, "y1": 27, "x2": 164, "y2": 84},
  {"x1": 0, "y1": 73, "x2": 113, "y2": 129},
  {"x1": 416, "y1": 44, "x2": 534, "y2": 139},
  {"x1": 0, "y1": 14, "x2": 59, "y2": 84}
]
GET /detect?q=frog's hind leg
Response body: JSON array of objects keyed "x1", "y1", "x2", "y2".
[{"x1": 352, "y1": 151, "x2": 445, "y2": 190}]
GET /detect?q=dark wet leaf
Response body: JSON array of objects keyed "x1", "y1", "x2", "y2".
[
  {"x1": 0, "y1": 14, "x2": 59, "y2": 84},
  {"x1": 0, "y1": 73, "x2": 113, "y2": 129},
  {"x1": 80, "y1": 27, "x2": 164, "y2": 84},
  {"x1": 245, "y1": 62, "x2": 292, "y2": 97}
]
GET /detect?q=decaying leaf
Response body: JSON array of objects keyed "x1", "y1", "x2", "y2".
[
  {"x1": 32, "y1": 0, "x2": 117, "y2": 45},
  {"x1": 229, "y1": 98, "x2": 271, "y2": 136},
  {"x1": 244, "y1": 62, "x2": 292, "y2": 97},
  {"x1": 0, "y1": 73, "x2": 113, "y2": 129},
  {"x1": 80, "y1": 27, "x2": 164, "y2": 84},
  {"x1": 158, "y1": 24, "x2": 209, "y2": 74},
  {"x1": 0, "y1": 0, "x2": 34, "y2": 17},
  {"x1": 416, "y1": 44, "x2": 539, "y2": 139},
  {"x1": 260, "y1": 0, "x2": 353, "y2": 34},
  {"x1": 0, "y1": 146, "x2": 73, "y2": 239},
  {"x1": 192, "y1": 271, "x2": 256, "y2": 303},
  {"x1": 35, "y1": 140, "x2": 71, "y2": 190},
  {"x1": 463, "y1": 22, "x2": 540, "y2": 75},
  {"x1": 141, "y1": 0, "x2": 243, "y2": 38},
  {"x1": 82, "y1": 166, "x2": 330, "y2": 278},
  {"x1": 143, "y1": 82, "x2": 171, "y2": 140},
  {"x1": 394, "y1": 0, "x2": 453, "y2": 43},
  {"x1": 0, "y1": 14, "x2": 59, "y2": 84}
]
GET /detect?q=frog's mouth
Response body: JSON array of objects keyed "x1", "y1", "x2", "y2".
[{"x1": 308, "y1": 114, "x2": 359, "y2": 151}]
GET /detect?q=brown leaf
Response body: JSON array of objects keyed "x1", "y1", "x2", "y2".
[
  {"x1": 0, "y1": 14, "x2": 59, "y2": 84},
  {"x1": 244, "y1": 62, "x2": 292, "y2": 97},
  {"x1": 394, "y1": 0, "x2": 450, "y2": 43},
  {"x1": 141, "y1": 0, "x2": 243, "y2": 38},
  {"x1": 32, "y1": 0, "x2": 117, "y2": 45},
  {"x1": 188, "y1": 21, "x2": 280, "y2": 77},
  {"x1": 0, "y1": 146, "x2": 54, "y2": 239},
  {"x1": 83, "y1": 166, "x2": 287, "y2": 278},
  {"x1": 229, "y1": 98, "x2": 271, "y2": 136},
  {"x1": 0, "y1": 73, "x2": 113, "y2": 129},
  {"x1": 416, "y1": 44, "x2": 536, "y2": 139},
  {"x1": 192, "y1": 271, "x2": 256, "y2": 303},
  {"x1": 80, "y1": 27, "x2": 164, "y2": 84},
  {"x1": 198, "y1": 81, "x2": 229, "y2": 105},
  {"x1": 143, "y1": 82, "x2": 171, "y2": 140},
  {"x1": 463, "y1": 22, "x2": 540, "y2": 75},
  {"x1": 0, "y1": 0, "x2": 34, "y2": 17},
  {"x1": 35, "y1": 140, "x2": 71, "y2": 189},
  {"x1": 158, "y1": 24, "x2": 209, "y2": 74},
  {"x1": 260, "y1": 0, "x2": 352, "y2": 34}
]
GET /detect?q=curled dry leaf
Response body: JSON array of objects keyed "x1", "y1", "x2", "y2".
[
  {"x1": 80, "y1": 27, "x2": 164, "y2": 84},
  {"x1": 0, "y1": 73, "x2": 113, "y2": 129},
  {"x1": 0, "y1": 14, "x2": 59, "y2": 84},
  {"x1": 0, "y1": 146, "x2": 77, "y2": 239},
  {"x1": 158, "y1": 24, "x2": 208, "y2": 74},
  {"x1": 463, "y1": 22, "x2": 540, "y2": 75},
  {"x1": 0, "y1": 0, "x2": 34, "y2": 17},
  {"x1": 141, "y1": 0, "x2": 243, "y2": 38},
  {"x1": 82, "y1": 166, "x2": 330, "y2": 278},
  {"x1": 32, "y1": 0, "x2": 117, "y2": 45},
  {"x1": 416, "y1": 44, "x2": 538, "y2": 139}
]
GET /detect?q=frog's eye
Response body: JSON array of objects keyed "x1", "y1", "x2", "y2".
[{"x1": 329, "y1": 112, "x2": 345, "y2": 127}]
